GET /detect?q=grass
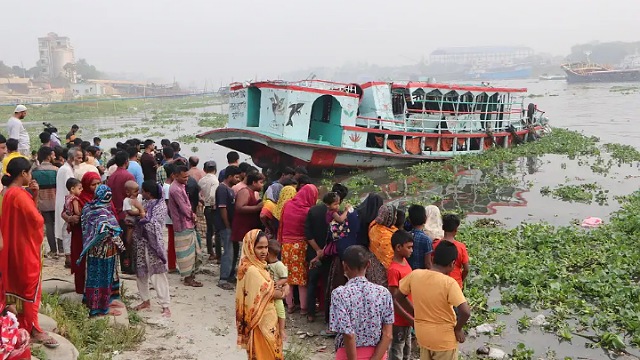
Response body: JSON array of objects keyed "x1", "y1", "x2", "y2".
[
  {"x1": 283, "y1": 341, "x2": 311, "y2": 360},
  {"x1": 41, "y1": 291, "x2": 145, "y2": 360}
]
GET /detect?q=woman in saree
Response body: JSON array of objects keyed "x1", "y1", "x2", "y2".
[
  {"x1": 133, "y1": 181, "x2": 171, "y2": 317},
  {"x1": 0, "y1": 157, "x2": 59, "y2": 348},
  {"x1": 236, "y1": 229, "x2": 287, "y2": 360},
  {"x1": 424, "y1": 205, "x2": 445, "y2": 240},
  {"x1": 78, "y1": 185, "x2": 126, "y2": 317},
  {"x1": 367, "y1": 204, "x2": 398, "y2": 287},
  {"x1": 278, "y1": 184, "x2": 318, "y2": 314},
  {"x1": 66, "y1": 171, "x2": 102, "y2": 295}
]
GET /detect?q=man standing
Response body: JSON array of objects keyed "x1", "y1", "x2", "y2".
[
  {"x1": 171, "y1": 142, "x2": 184, "y2": 161},
  {"x1": 126, "y1": 146, "x2": 143, "y2": 187},
  {"x1": 107, "y1": 151, "x2": 136, "y2": 274},
  {"x1": 55, "y1": 147, "x2": 83, "y2": 267},
  {"x1": 7, "y1": 105, "x2": 30, "y2": 156},
  {"x1": 65, "y1": 124, "x2": 79, "y2": 147},
  {"x1": 140, "y1": 139, "x2": 157, "y2": 181},
  {"x1": 156, "y1": 146, "x2": 175, "y2": 185},
  {"x1": 187, "y1": 156, "x2": 206, "y2": 182},
  {"x1": 168, "y1": 165, "x2": 202, "y2": 287},
  {"x1": 198, "y1": 161, "x2": 219, "y2": 261},
  {"x1": 215, "y1": 166, "x2": 241, "y2": 290},
  {"x1": 218, "y1": 151, "x2": 240, "y2": 182},
  {"x1": 32, "y1": 146, "x2": 58, "y2": 257}
]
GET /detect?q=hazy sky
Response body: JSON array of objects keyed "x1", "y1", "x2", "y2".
[{"x1": 2, "y1": 0, "x2": 638, "y2": 86}]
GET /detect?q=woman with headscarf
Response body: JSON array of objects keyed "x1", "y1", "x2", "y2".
[
  {"x1": 78, "y1": 185, "x2": 126, "y2": 317},
  {"x1": 0, "y1": 157, "x2": 59, "y2": 349},
  {"x1": 133, "y1": 180, "x2": 171, "y2": 318},
  {"x1": 236, "y1": 229, "x2": 286, "y2": 360},
  {"x1": 68, "y1": 172, "x2": 102, "y2": 295},
  {"x1": 261, "y1": 179, "x2": 296, "y2": 240},
  {"x1": 355, "y1": 193, "x2": 384, "y2": 247},
  {"x1": 368, "y1": 204, "x2": 398, "y2": 269},
  {"x1": 366, "y1": 204, "x2": 398, "y2": 288},
  {"x1": 278, "y1": 184, "x2": 318, "y2": 314},
  {"x1": 424, "y1": 205, "x2": 445, "y2": 240},
  {"x1": 272, "y1": 185, "x2": 296, "y2": 222}
]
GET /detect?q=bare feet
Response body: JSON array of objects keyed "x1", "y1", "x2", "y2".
[
  {"x1": 184, "y1": 276, "x2": 203, "y2": 287},
  {"x1": 161, "y1": 307, "x2": 171, "y2": 318},
  {"x1": 110, "y1": 300, "x2": 125, "y2": 309},
  {"x1": 108, "y1": 308, "x2": 122, "y2": 316},
  {"x1": 134, "y1": 301, "x2": 151, "y2": 312},
  {"x1": 280, "y1": 330, "x2": 287, "y2": 342}
]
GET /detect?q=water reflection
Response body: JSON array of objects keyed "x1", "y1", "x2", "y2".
[{"x1": 377, "y1": 157, "x2": 544, "y2": 217}]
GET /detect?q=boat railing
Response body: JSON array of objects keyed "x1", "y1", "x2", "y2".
[
  {"x1": 290, "y1": 79, "x2": 358, "y2": 93},
  {"x1": 356, "y1": 113, "x2": 530, "y2": 134}
]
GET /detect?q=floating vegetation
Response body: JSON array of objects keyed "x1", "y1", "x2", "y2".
[
  {"x1": 197, "y1": 113, "x2": 227, "y2": 128},
  {"x1": 540, "y1": 183, "x2": 609, "y2": 205},
  {"x1": 461, "y1": 189, "x2": 640, "y2": 350}
]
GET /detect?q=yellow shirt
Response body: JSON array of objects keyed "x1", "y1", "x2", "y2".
[
  {"x1": 1, "y1": 152, "x2": 28, "y2": 175},
  {"x1": 399, "y1": 270, "x2": 467, "y2": 351}
]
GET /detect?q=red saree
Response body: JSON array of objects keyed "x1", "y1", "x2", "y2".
[{"x1": 0, "y1": 186, "x2": 45, "y2": 333}]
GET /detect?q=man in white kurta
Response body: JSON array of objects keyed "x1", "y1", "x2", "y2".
[
  {"x1": 55, "y1": 148, "x2": 83, "y2": 264},
  {"x1": 6, "y1": 105, "x2": 30, "y2": 156}
]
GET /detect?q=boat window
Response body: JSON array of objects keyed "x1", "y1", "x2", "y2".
[
  {"x1": 442, "y1": 91, "x2": 457, "y2": 114},
  {"x1": 391, "y1": 90, "x2": 405, "y2": 116}
]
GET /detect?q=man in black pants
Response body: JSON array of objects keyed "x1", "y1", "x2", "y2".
[
  {"x1": 305, "y1": 183, "x2": 349, "y2": 323},
  {"x1": 198, "y1": 161, "x2": 220, "y2": 261}
]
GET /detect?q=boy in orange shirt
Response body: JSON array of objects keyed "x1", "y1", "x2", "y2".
[
  {"x1": 395, "y1": 241, "x2": 471, "y2": 360},
  {"x1": 432, "y1": 214, "x2": 469, "y2": 289},
  {"x1": 387, "y1": 230, "x2": 414, "y2": 360}
]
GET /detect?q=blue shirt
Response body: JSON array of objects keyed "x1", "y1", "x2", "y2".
[
  {"x1": 408, "y1": 228, "x2": 433, "y2": 270},
  {"x1": 127, "y1": 160, "x2": 144, "y2": 188}
]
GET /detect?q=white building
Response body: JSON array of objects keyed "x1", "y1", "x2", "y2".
[
  {"x1": 430, "y1": 46, "x2": 534, "y2": 65},
  {"x1": 37, "y1": 32, "x2": 76, "y2": 81}
]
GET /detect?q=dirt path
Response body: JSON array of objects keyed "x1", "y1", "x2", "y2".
[{"x1": 43, "y1": 252, "x2": 334, "y2": 360}]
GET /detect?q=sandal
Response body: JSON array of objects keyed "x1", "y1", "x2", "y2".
[
  {"x1": 217, "y1": 282, "x2": 234, "y2": 291},
  {"x1": 307, "y1": 315, "x2": 316, "y2": 323},
  {"x1": 287, "y1": 305, "x2": 300, "y2": 314},
  {"x1": 32, "y1": 332, "x2": 60, "y2": 349}
]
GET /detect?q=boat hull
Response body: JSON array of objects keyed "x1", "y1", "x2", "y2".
[
  {"x1": 197, "y1": 128, "x2": 541, "y2": 170},
  {"x1": 562, "y1": 68, "x2": 640, "y2": 83}
]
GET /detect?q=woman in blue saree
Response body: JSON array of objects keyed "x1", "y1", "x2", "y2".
[{"x1": 78, "y1": 185, "x2": 125, "y2": 317}]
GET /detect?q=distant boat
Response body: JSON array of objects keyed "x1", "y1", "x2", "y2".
[
  {"x1": 561, "y1": 55, "x2": 640, "y2": 83},
  {"x1": 539, "y1": 74, "x2": 566, "y2": 81},
  {"x1": 198, "y1": 80, "x2": 549, "y2": 170}
]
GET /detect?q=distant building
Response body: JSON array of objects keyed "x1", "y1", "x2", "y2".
[
  {"x1": 0, "y1": 78, "x2": 32, "y2": 94},
  {"x1": 430, "y1": 46, "x2": 534, "y2": 65},
  {"x1": 70, "y1": 82, "x2": 114, "y2": 97},
  {"x1": 37, "y1": 32, "x2": 76, "y2": 81}
]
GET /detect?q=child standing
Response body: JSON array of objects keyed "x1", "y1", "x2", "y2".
[
  {"x1": 407, "y1": 205, "x2": 433, "y2": 270},
  {"x1": 387, "y1": 230, "x2": 415, "y2": 360},
  {"x1": 266, "y1": 240, "x2": 288, "y2": 341},
  {"x1": 432, "y1": 214, "x2": 469, "y2": 289},
  {"x1": 63, "y1": 178, "x2": 83, "y2": 232},
  {"x1": 395, "y1": 241, "x2": 471, "y2": 360}
]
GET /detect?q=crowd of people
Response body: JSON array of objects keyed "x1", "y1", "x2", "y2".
[{"x1": 0, "y1": 105, "x2": 474, "y2": 360}]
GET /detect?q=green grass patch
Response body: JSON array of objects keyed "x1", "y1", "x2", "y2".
[{"x1": 41, "y1": 293, "x2": 145, "y2": 360}]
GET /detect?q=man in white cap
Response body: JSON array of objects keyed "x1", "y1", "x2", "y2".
[{"x1": 7, "y1": 105, "x2": 30, "y2": 156}]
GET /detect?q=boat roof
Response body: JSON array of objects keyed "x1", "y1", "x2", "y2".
[
  {"x1": 228, "y1": 79, "x2": 527, "y2": 95},
  {"x1": 230, "y1": 80, "x2": 360, "y2": 98},
  {"x1": 392, "y1": 82, "x2": 527, "y2": 93}
]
